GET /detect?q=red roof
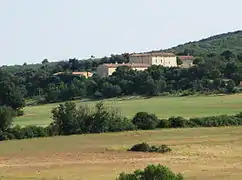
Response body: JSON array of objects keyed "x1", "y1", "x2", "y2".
[
  {"x1": 178, "y1": 56, "x2": 194, "y2": 60},
  {"x1": 102, "y1": 63, "x2": 150, "y2": 68}
]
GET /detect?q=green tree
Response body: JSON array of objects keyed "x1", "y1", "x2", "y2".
[
  {"x1": 226, "y1": 80, "x2": 236, "y2": 93},
  {"x1": 0, "y1": 106, "x2": 14, "y2": 131},
  {"x1": 221, "y1": 50, "x2": 234, "y2": 60},
  {"x1": 176, "y1": 57, "x2": 183, "y2": 66},
  {"x1": 118, "y1": 164, "x2": 184, "y2": 180},
  {"x1": 101, "y1": 82, "x2": 122, "y2": 98},
  {"x1": 0, "y1": 81, "x2": 25, "y2": 110},
  {"x1": 132, "y1": 112, "x2": 159, "y2": 130},
  {"x1": 51, "y1": 102, "x2": 79, "y2": 135},
  {"x1": 42, "y1": 59, "x2": 49, "y2": 64}
]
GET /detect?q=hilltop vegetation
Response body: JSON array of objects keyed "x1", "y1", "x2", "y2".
[
  {"x1": 166, "y1": 31, "x2": 242, "y2": 57},
  {"x1": 0, "y1": 30, "x2": 242, "y2": 118}
]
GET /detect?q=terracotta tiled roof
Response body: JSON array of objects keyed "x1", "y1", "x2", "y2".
[
  {"x1": 102, "y1": 63, "x2": 150, "y2": 68},
  {"x1": 130, "y1": 52, "x2": 175, "y2": 57},
  {"x1": 178, "y1": 56, "x2": 194, "y2": 60}
]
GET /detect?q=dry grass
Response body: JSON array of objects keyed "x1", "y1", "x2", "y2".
[{"x1": 0, "y1": 127, "x2": 242, "y2": 179}]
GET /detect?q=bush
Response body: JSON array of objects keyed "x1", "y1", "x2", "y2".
[
  {"x1": 117, "y1": 164, "x2": 184, "y2": 180},
  {"x1": 6, "y1": 125, "x2": 49, "y2": 140},
  {"x1": 129, "y1": 142, "x2": 151, "y2": 152},
  {"x1": 107, "y1": 117, "x2": 136, "y2": 132},
  {"x1": 129, "y1": 143, "x2": 171, "y2": 153},
  {"x1": 168, "y1": 117, "x2": 189, "y2": 128},
  {"x1": 94, "y1": 91, "x2": 103, "y2": 98},
  {"x1": 0, "y1": 130, "x2": 8, "y2": 141},
  {"x1": 51, "y1": 101, "x2": 136, "y2": 135},
  {"x1": 158, "y1": 119, "x2": 171, "y2": 128},
  {"x1": 132, "y1": 112, "x2": 159, "y2": 130},
  {"x1": 16, "y1": 108, "x2": 24, "y2": 116},
  {"x1": 51, "y1": 102, "x2": 79, "y2": 135},
  {"x1": 150, "y1": 144, "x2": 172, "y2": 153},
  {"x1": 189, "y1": 115, "x2": 242, "y2": 127},
  {"x1": 0, "y1": 106, "x2": 14, "y2": 131}
]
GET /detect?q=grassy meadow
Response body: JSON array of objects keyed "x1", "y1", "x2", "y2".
[
  {"x1": 15, "y1": 94, "x2": 242, "y2": 126},
  {"x1": 0, "y1": 126, "x2": 242, "y2": 180}
]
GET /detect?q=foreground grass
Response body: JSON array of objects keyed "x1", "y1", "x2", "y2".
[
  {"x1": 15, "y1": 94, "x2": 242, "y2": 126},
  {"x1": 0, "y1": 127, "x2": 242, "y2": 180}
]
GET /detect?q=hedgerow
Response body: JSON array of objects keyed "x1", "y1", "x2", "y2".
[{"x1": 1, "y1": 102, "x2": 242, "y2": 141}]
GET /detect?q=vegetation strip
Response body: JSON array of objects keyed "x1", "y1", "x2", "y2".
[{"x1": 1, "y1": 102, "x2": 242, "y2": 141}]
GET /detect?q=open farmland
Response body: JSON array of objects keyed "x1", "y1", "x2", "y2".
[
  {"x1": 0, "y1": 126, "x2": 242, "y2": 180},
  {"x1": 15, "y1": 94, "x2": 242, "y2": 126}
]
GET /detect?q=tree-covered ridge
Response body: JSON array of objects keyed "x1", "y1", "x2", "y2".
[
  {"x1": 166, "y1": 30, "x2": 242, "y2": 56},
  {"x1": 0, "y1": 31, "x2": 242, "y2": 108}
]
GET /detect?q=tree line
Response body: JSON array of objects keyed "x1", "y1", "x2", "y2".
[
  {"x1": 0, "y1": 50, "x2": 242, "y2": 111},
  {"x1": 1, "y1": 101, "x2": 242, "y2": 141}
]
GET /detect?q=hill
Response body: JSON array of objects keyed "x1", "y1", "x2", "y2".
[{"x1": 165, "y1": 30, "x2": 242, "y2": 56}]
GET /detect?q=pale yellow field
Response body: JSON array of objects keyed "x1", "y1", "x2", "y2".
[{"x1": 0, "y1": 126, "x2": 242, "y2": 180}]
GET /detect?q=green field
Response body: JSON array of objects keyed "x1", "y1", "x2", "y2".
[
  {"x1": 15, "y1": 94, "x2": 242, "y2": 126},
  {"x1": 0, "y1": 126, "x2": 242, "y2": 180}
]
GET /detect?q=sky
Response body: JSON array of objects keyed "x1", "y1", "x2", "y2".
[{"x1": 0, "y1": 0, "x2": 242, "y2": 65}]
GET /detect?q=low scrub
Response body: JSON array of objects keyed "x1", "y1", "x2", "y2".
[
  {"x1": 132, "y1": 112, "x2": 159, "y2": 130},
  {"x1": 117, "y1": 164, "x2": 184, "y2": 180},
  {"x1": 157, "y1": 114, "x2": 242, "y2": 129},
  {"x1": 128, "y1": 143, "x2": 171, "y2": 153},
  {"x1": 0, "y1": 125, "x2": 50, "y2": 140}
]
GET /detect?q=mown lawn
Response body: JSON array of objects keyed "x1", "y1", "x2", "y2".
[
  {"x1": 15, "y1": 94, "x2": 242, "y2": 126},
  {"x1": 0, "y1": 126, "x2": 242, "y2": 180}
]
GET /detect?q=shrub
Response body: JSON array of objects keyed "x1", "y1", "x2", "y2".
[
  {"x1": 0, "y1": 106, "x2": 14, "y2": 131},
  {"x1": 189, "y1": 115, "x2": 242, "y2": 127},
  {"x1": 150, "y1": 144, "x2": 172, "y2": 153},
  {"x1": 168, "y1": 117, "x2": 188, "y2": 128},
  {"x1": 7, "y1": 125, "x2": 49, "y2": 140},
  {"x1": 158, "y1": 119, "x2": 171, "y2": 128},
  {"x1": 129, "y1": 143, "x2": 171, "y2": 153},
  {"x1": 117, "y1": 164, "x2": 184, "y2": 180},
  {"x1": 132, "y1": 112, "x2": 159, "y2": 130},
  {"x1": 51, "y1": 101, "x2": 135, "y2": 135},
  {"x1": 94, "y1": 91, "x2": 103, "y2": 98},
  {"x1": 16, "y1": 108, "x2": 24, "y2": 116},
  {"x1": 0, "y1": 130, "x2": 8, "y2": 141},
  {"x1": 51, "y1": 102, "x2": 79, "y2": 135},
  {"x1": 129, "y1": 142, "x2": 151, "y2": 152},
  {"x1": 107, "y1": 117, "x2": 136, "y2": 132}
]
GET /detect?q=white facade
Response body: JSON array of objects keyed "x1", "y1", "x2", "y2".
[
  {"x1": 129, "y1": 53, "x2": 178, "y2": 67},
  {"x1": 151, "y1": 56, "x2": 177, "y2": 67}
]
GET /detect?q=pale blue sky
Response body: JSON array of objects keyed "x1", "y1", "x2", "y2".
[{"x1": 0, "y1": 0, "x2": 241, "y2": 65}]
